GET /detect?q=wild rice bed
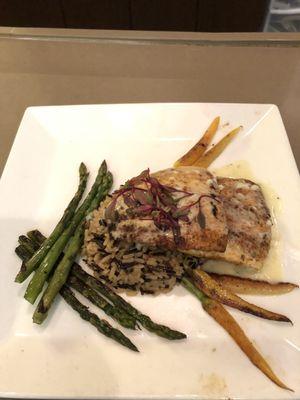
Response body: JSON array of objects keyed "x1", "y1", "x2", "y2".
[{"x1": 83, "y1": 198, "x2": 201, "y2": 295}]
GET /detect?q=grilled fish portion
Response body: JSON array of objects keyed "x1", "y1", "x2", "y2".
[
  {"x1": 186, "y1": 177, "x2": 272, "y2": 269},
  {"x1": 104, "y1": 167, "x2": 272, "y2": 270},
  {"x1": 109, "y1": 167, "x2": 228, "y2": 252}
]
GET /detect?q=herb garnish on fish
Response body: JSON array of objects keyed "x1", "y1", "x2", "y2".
[{"x1": 105, "y1": 169, "x2": 218, "y2": 245}]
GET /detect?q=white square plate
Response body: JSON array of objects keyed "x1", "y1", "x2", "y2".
[{"x1": 0, "y1": 103, "x2": 299, "y2": 399}]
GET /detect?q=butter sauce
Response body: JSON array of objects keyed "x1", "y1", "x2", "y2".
[{"x1": 202, "y1": 161, "x2": 283, "y2": 282}]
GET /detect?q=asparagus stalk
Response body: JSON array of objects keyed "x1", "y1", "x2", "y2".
[
  {"x1": 32, "y1": 173, "x2": 113, "y2": 322},
  {"x1": 21, "y1": 230, "x2": 185, "y2": 340},
  {"x1": 72, "y1": 264, "x2": 186, "y2": 340},
  {"x1": 27, "y1": 230, "x2": 47, "y2": 247},
  {"x1": 60, "y1": 286, "x2": 138, "y2": 352},
  {"x1": 16, "y1": 242, "x2": 138, "y2": 352},
  {"x1": 24, "y1": 230, "x2": 138, "y2": 329},
  {"x1": 24, "y1": 161, "x2": 107, "y2": 304},
  {"x1": 181, "y1": 276, "x2": 208, "y2": 303},
  {"x1": 15, "y1": 241, "x2": 37, "y2": 276},
  {"x1": 26, "y1": 230, "x2": 47, "y2": 245},
  {"x1": 18, "y1": 235, "x2": 38, "y2": 254},
  {"x1": 67, "y1": 275, "x2": 137, "y2": 330},
  {"x1": 15, "y1": 244, "x2": 31, "y2": 262},
  {"x1": 15, "y1": 163, "x2": 89, "y2": 283}
]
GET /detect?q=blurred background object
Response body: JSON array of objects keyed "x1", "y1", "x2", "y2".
[
  {"x1": 0, "y1": 0, "x2": 271, "y2": 32},
  {"x1": 264, "y1": 0, "x2": 300, "y2": 31}
]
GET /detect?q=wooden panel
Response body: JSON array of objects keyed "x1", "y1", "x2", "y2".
[
  {"x1": 0, "y1": 0, "x2": 64, "y2": 27},
  {"x1": 131, "y1": 0, "x2": 198, "y2": 31},
  {"x1": 197, "y1": 0, "x2": 270, "y2": 32},
  {"x1": 61, "y1": 0, "x2": 130, "y2": 29}
]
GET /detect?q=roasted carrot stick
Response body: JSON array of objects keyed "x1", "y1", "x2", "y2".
[
  {"x1": 189, "y1": 269, "x2": 291, "y2": 323},
  {"x1": 182, "y1": 277, "x2": 293, "y2": 392},
  {"x1": 174, "y1": 116, "x2": 220, "y2": 167},
  {"x1": 193, "y1": 126, "x2": 241, "y2": 168},
  {"x1": 209, "y1": 273, "x2": 299, "y2": 296}
]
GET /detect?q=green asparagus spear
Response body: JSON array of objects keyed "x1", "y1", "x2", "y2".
[
  {"x1": 25, "y1": 230, "x2": 47, "y2": 246},
  {"x1": 15, "y1": 163, "x2": 89, "y2": 283},
  {"x1": 181, "y1": 276, "x2": 208, "y2": 303},
  {"x1": 15, "y1": 244, "x2": 31, "y2": 262},
  {"x1": 15, "y1": 240, "x2": 38, "y2": 277},
  {"x1": 67, "y1": 275, "x2": 137, "y2": 329},
  {"x1": 18, "y1": 235, "x2": 37, "y2": 254},
  {"x1": 60, "y1": 286, "x2": 138, "y2": 352},
  {"x1": 16, "y1": 243, "x2": 138, "y2": 352},
  {"x1": 15, "y1": 231, "x2": 50, "y2": 280},
  {"x1": 32, "y1": 173, "x2": 112, "y2": 322},
  {"x1": 72, "y1": 265, "x2": 186, "y2": 340},
  {"x1": 27, "y1": 230, "x2": 47, "y2": 247},
  {"x1": 20, "y1": 230, "x2": 185, "y2": 339},
  {"x1": 27, "y1": 230, "x2": 138, "y2": 329},
  {"x1": 24, "y1": 161, "x2": 107, "y2": 304}
]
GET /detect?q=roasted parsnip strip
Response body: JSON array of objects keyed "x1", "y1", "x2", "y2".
[
  {"x1": 209, "y1": 273, "x2": 299, "y2": 296},
  {"x1": 181, "y1": 277, "x2": 293, "y2": 392},
  {"x1": 193, "y1": 126, "x2": 241, "y2": 168},
  {"x1": 173, "y1": 116, "x2": 220, "y2": 167},
  {"x1": 188, "y1": 269, "x2": 291, "y2": 323}
]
